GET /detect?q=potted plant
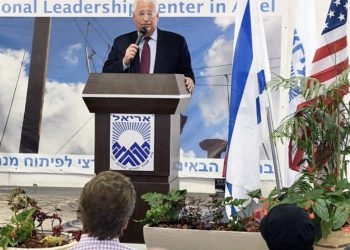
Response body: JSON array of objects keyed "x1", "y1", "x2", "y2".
[
  {"x1": 139, "y1": 189, "x2": 268, "y2": 250},
  {"x1": 141, "y1": 69, "x2": 350, "y2": 250},
  {"x1": 0, "y1": 188, "x2": 80, "y2": 249},
  {"x1": 264, "y1": 70, "x2": 350, "y2": 249}
]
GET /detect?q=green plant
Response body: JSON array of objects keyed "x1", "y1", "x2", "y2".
[
  {"x1": 266, "y1": 69, "x2": 350, "y2": 239},
  {"x1": 0, "y1": 188, "x2": 78, "y2": 249},
  {"x1": 138, "y1": 189, "x2": 187, "y2": 227},
  {"x1": 264, "y1": 173, "x2": 350, "y2": 239},
  {"x1": 139, "y1": 189, "x2": 264, "y2": 232},
  {"x1": 225, "y1": 189, "x2": 263, "y2": 232}
]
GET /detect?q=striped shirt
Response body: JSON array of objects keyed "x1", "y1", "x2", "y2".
[{"x1": 69, "y1": 234, "x2": 136, "y2": 250}]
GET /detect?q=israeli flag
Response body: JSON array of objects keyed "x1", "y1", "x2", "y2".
[{"x1": 225, "y1": 0, "x2": 271, "y2": 215}]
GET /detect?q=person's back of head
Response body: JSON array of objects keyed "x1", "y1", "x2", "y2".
[
  {"x1": 260, "y1": 204, "x2": 316, "y2": 250},
  {"x1": 78, "y1": 171, "x2": 136, "y2": 240}
]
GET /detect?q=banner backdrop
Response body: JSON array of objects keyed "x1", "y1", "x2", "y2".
[
  {"x1": 0, "y1": 153, "x2": 275, "y2": 181},
  {"x1": 0, "y1": 0, "x2": 281, "y2": 16},
  {"x1": 0, "y1": 1, "x2": 282, "y2": 181}
]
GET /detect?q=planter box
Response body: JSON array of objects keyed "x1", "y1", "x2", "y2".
[
  {"x1": 314, "y1": 230, "x2": 350, "y2": 250},
  {"x1": 143, "y1": 226, "x2": 268, "y2": 250},
  {"x1": 1, "y1": 241, "x2": 78, "y2": 250}
]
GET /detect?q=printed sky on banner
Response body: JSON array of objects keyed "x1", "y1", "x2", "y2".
[
  {"x1": 0, "y1": 0, "x2": 280, "y2": 17},
  {"x1": 0, "y1": 17, "x2": 281, "y2": 158}
]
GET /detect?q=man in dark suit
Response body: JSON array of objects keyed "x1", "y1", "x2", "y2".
[{"x1": 103, "y1": 0, "x2": 195, "y2": 93}]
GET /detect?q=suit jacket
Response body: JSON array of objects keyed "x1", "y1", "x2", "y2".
[{"x1": 102, "y1": 28, "x2": 195, "y2": 82}]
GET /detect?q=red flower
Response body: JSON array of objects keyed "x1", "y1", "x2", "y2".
[
  {"x1": 262, "y1": 207, "x2": 268, "y2": 216},
  {"x1": 10, "y1": 231, "x2": 16, "y2": 239},
  {"x1": 253, "y1": 209, "x2": 262, "y2": 220},
  {"x1": 309, "y1": 213, "x2": 315, "y2": 220},
  {"x1": 342, "y1": 225, "x2": 350, "y2": 233}
]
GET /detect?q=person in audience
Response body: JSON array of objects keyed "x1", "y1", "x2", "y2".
[
  {"x1": 69, "y1": 171, "x2": 136, "y2": 250},
  {"x1": 260, "y1": 204, "x2": 316, "y2": 250}
]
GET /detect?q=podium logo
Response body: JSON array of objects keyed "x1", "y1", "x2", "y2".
[{"x1": 110, "y1": 114, "x2": 154, "y2": 171}]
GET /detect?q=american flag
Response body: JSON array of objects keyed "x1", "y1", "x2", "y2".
[
  {"x1": 289, "y1": 0, "x2": 348, "y2": 173},
  {"x1": 309, "y1": 0, "x2": 348, "y2": 85}
]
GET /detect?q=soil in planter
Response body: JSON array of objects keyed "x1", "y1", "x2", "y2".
[
  {"x1": 157, "y1": 223, "x2": 229, "y2": 230},
  {"x1": 157, "y1": 217, "x2": 260, "y2": 232}
]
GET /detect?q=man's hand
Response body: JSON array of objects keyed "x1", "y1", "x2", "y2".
[
  {"x1": 123, "y1": 44, "x2": 138, "y2": 66},
  {"x1": 185, "y1": 77, "x2": 194, "y2": 93}
]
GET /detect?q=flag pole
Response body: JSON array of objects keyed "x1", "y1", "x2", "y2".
[{"x1": 266, "y1": 105, "x2": 282, "y2": 194}]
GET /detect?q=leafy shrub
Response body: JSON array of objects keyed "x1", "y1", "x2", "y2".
[
  {"x1": 0, "y1": 188, "x2": 80, "y2": 249},
  {"x1": 139, "y1": 189, "x2": 264, "y2": 232}
]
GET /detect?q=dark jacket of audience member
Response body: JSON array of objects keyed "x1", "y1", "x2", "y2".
[{"x1": 260, "y1": 204, "x2": 316, "y2": 250}]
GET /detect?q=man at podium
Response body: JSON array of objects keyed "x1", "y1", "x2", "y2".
[{"x1": 102, "y1": 0, "x2": 195, "y2": 93}]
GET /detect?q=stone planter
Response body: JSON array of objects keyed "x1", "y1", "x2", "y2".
[
  {"x1": 1, "y1": 241, "x2": 78, "y2": 250},
  {"x1": 314, "y1": 230, "x2": 350, "y2": 250},
  {"x1": 143, "y1": 226, "x2": 268, "y2": 250}
]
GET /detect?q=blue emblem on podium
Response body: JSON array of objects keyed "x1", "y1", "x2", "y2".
[{"x1": 110, "y1": 114, "x2": 154, "y2": 171}]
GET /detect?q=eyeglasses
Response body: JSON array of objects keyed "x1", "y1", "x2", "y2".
[{"x1": 135, "y1": 11, "x2": 156, "y2": 20}]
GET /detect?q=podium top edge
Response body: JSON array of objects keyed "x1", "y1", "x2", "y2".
[
  {"x1": 82, "y1": 93, "x2": 191, "y2": 99},
  {"x1": 84, "y1": 73, "x2": 189, "y2": 96}
]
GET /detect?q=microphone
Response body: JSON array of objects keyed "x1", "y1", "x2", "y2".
[
  {"x1": 135, "y1": 27, "x2": 147, "y2": 46},
  {"x1": 128, "y1": 27, "x2": 147, "y2": 73}
]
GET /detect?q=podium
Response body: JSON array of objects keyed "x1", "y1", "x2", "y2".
[{"x1": 82, "y1": 73, "x2": 191, "y2": 243}]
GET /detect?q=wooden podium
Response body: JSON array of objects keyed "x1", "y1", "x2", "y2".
[{"x1": 82, "y1": 73, "x2": 191, "y2": 243}]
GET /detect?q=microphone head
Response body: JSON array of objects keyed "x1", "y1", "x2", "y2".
[
  {"x1": 139, "y1": 27, "x2": 147, "y2": 35},
  {"x1": 135, "y1": 27, "x2": 148, "y2": 46}
]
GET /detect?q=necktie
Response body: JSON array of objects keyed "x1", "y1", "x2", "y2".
[{"x1": 140, "y1": 37, "x2": 150, "y2": 73}]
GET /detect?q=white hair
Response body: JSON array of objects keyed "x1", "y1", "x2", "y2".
[{"x1": 132, "y1": 0, "x2": 159, "y2": 13}]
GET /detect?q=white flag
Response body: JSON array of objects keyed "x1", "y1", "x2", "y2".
[{"x1": 224, "y1": 0, "x2": 271, "y2": 216}]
